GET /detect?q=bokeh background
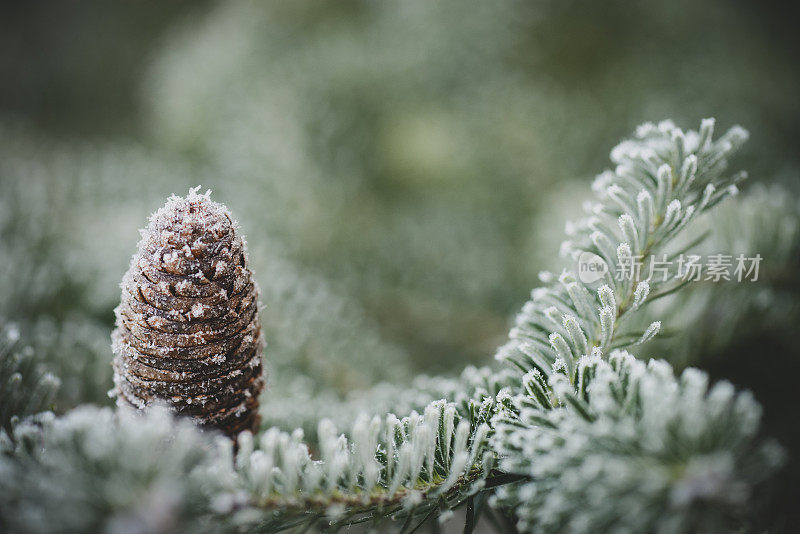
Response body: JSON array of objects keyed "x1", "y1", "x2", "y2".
[{"x1": 2, "y1": 0, "x2": 800, "y2": 523}]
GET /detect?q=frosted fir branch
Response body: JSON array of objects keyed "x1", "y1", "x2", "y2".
[
  {"x1": 0, "y1": 407, "x2": 216, "y2": 534},
  {"x1": 0, "y1": 402, "x2": 494, "y2": 533},
  {"x1": 491, "y1": 352, "x2": 784, "y2": 533},
  {"x1": 0, "y1": 322, "x2": 59, "y2": 435},
  {"x1": 205, "y1": 398, "x2": 495, "y2": 531},
  {"x1": 497, "y1": 119, "x2": 749, "y2": 386},
  {"x1": 239, "y1": 119, "x2": 759, "y2": 529},
  {"x1": 0, "y1": 119, "x2": 779, "y2": 534},
  {"x1": 484, "y1": 120, "x2": 785, "y2": 532},
  {"x1": 214, "y1": 368, "x2": 517, "y2": 531}
]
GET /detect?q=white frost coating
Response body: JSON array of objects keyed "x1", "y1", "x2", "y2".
[
  {"x1": 6, "y1": 324, "x2": 20, "y2": 342},
  {"x1": 618, "y1": 213, "x2": 640, "y2": 253},
  {"x1": 597, "y1": 285, "x2": 616, "y2": 310},
  {"x1": 632, "y1": 280, "x2": 650, "y2": 309},
  {"x1": 492, "y1": 351, "x2": 780, "y2": 534},
  {"x1": 636, "y1": 321, "x2": 661, "y2": 345},
  {"x1": 134, "y1": 186, "x2": 253, "y2": 287},
  {"x1": 221, "y1": 399, "x2": 490, "y2": 508}
]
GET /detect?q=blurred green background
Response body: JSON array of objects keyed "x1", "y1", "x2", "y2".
[{"x1": 1, "y1": 0, "x2": 798, "y2": 418}]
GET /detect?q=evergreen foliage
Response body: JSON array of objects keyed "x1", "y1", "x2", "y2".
[
  {"x1": 1, "y1": 408, "x2": 214, "y2": 533},
  {"x1": 492, "y1": 352, "x2": 783, "y2": 533},
  {"x1": 1, "y1": 118, "x2": 790, "y2": 533},
  {"x1": 0, "y1": 323, "x2": 59, "y2": 435}
]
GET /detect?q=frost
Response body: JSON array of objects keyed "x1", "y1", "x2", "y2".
[
  {"x1": 2, "y1": 119, "x2": 772, "y2": 533},
  {"x1": 632, "y1": 281, "x2": 650, "y2": 309},
  {"x1": 492, "y1": 353, "x2": 780, "y2": 533},
  {"x1": 636, "y1": 321, "x2": 661, "y2": 345},
  {"x1": 190, "y1": 303, "x2": 207, "y2": 318}
]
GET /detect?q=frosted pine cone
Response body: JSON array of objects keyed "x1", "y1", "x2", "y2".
[{"x1": 111, "y1": 188, "x2": 265, "y2": 437}]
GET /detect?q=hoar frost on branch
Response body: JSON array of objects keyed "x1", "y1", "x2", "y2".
[
  {"x1": 492, "y1": 352, "x2": 784, "y2": 533},
  {"x1": 0, "y1": 119, "x2": 786, "y2": 533},
  {"x1": 488, "y1": 119, "x2": 783, "y2": 531},
  {"x1": 0, "y1": 324, "x2": 59, "y2": 434}
]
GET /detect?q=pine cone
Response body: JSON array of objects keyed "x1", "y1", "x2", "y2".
[{"x1": 111, "y1": 188, "x2": 265, "y2": 438}]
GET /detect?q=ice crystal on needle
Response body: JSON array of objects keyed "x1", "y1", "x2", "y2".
[{"x1": 111, "y1": 187, "x2": 265, "y2": 437}]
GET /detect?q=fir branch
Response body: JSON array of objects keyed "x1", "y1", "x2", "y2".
[
  {"x1": 206, "y1": 399, "x2": 495, "y2": 532},
  {"x1": 0, "y1": 119, "x2": 785, "y2": 534},
  {"x1": 0, "y1": 322, "x2": 59, "y2": 435},
  {"x1": 497, "y1": 118, "x2": 748, "y2": 388},
  {"x1": 487, "y1": 120, "x2": 784, "y2": 532},
  {"x1": 491, "y1": 352, "x2": 784, "y2": 533},
  {"x1": 231, "y1": 119, "x2": 766, "y2": 529},
  {"x1": 0, "y1": 407, "x2": 215, "y2": 534}
]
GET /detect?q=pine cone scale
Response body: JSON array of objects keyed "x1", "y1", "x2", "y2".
[
  {"x1": 115, "y1": 322, "x2": 259, "y2": 361},
  {"x1": 117, "y1": 348, "x2": 261, "y2": 384},
  {"x1": 117, "y1": 351, "x2": 259, "y2": 382},
  {"x1": 118, "y1": 300, "x2": 257, "y2": 343},
  {"x1": 117, "y1": 359, "x2": 262, "y2": 396},
  {"x1": 114, "y1": 328, "x2": 259, "y2": 366},
  {"x1": 125, "y1": 276, "x2": 253, "y2": 317}
]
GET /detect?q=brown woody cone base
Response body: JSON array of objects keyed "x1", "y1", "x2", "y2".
[{"x1": 111, "y1": 188, "x2": 265, "y2": 438}]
